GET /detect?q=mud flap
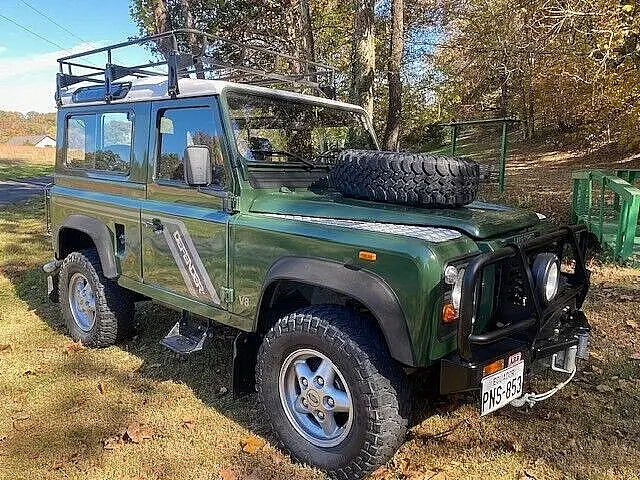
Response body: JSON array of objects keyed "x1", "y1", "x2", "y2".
[{"x1": 232, "y1": 332, "x2": 262, "y2": 397}]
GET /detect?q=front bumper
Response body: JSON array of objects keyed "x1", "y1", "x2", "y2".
[
  {"x1": 440, "y1": 310, "x2": 590, "y2": 395},
  {"x1": 439, "y1": 225, "x2": 591, "y2": 395}
]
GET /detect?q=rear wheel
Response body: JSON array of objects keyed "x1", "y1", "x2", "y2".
[
  {"x1": 256, "y1": 305, "x2": 410, "y2": 479},
  {"x1": 58, "y1": 249, "x2": 135, "y2": 347}
]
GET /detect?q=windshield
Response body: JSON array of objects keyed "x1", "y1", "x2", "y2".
[{"x1": 226, "y1": 92, "x2": 377, "y2": 166}]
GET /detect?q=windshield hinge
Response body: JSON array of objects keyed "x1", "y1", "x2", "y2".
[{"x1": 221, "y1": 287, "x2": 235, "y2": 304}]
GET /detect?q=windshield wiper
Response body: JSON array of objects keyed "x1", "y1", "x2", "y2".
[{"x1": 251, "y1": 150, "x2": 316, "y2": 168}]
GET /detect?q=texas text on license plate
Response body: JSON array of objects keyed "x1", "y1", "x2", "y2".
[{"x1": 480, "y1": 358, "x2": 524, "y2": 415}]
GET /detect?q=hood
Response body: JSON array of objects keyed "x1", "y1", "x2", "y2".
[{"x1": 249, "y1": 192, "x2": 540, "y2": 240}]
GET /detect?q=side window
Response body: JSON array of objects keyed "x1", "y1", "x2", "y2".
[
  {"x1": 97, "y1": 112, "x2": 133, "y2": 172},
  {"x1": 65, "y1": 111, "x2": 132, "y2": 174},
  {"x1": 156, "y1": 106, "x2": 226, "y2": 186},
  {"x1": 66, "y1": 114, "x2": 96, "y2": 169}
]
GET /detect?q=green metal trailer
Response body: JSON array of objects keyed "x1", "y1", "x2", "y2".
[{"x1": 572, "y1": 169, "x2": 640, "y2": 262}]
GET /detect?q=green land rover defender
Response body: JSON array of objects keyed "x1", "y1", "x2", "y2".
[{"x1": 43, "y1": 31, "x2": 591, "y2": 479}]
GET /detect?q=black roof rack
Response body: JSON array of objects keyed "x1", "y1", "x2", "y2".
[{"x1": 55, "y1": 29, "x2": 337, "y2": 106}]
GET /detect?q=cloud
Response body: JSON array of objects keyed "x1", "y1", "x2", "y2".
[
  {"x1": 0, "y1": 42, "x2": 100, "y2": 81},
  {"x1": 0, "y1": 42, "x2": 102, "y2": 112}
]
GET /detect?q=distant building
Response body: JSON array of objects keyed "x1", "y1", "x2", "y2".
[{"x1": 7, "y1": 135, "x2": 56, "y2": 148}]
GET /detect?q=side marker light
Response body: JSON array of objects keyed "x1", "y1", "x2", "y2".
[{"x1": 358, "y1": 251, "x2": 377, "y2": 261}]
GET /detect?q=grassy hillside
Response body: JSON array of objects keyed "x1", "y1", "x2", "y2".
[{"x1": 0, "y1": 111, "x2": 56, "y2": 143}]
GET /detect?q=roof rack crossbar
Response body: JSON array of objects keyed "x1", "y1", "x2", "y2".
[{"x1": 56, "y1": 29, "x2": 337, "y2": 103}]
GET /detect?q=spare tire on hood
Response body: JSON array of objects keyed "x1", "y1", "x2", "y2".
[{"x1": 329, "y1": 150, "x2": 480, "y2": 208}]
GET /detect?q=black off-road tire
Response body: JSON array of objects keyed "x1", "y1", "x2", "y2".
[
  {"x1": 58, "y1": 249, "x2": 135, "y2": 347},
  {"x1": 330, "y1": 149, "x2": 480, "y2": 208},
  {"x1": 256, "y1": 305, "x2": 410, "y2": 479}
]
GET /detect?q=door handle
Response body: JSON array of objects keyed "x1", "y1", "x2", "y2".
[{"x1": 143, "y1": 218, "x2": 164, "y2": 232}]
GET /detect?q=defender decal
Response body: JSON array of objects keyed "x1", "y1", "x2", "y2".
[{"x1": 161, "y1": 218, "x2": 222, "y2": 305}]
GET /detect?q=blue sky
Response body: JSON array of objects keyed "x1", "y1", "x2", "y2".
[{"x1": 0, "y1": 0, "x2": 141, "y2": 112}]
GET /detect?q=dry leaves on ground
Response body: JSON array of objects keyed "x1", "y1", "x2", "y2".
[
  {"x1": 218, "y1": 467, "x2": 238, "y2": 480},
  {"x1": 181, "y1": 416, "x2": 196, "y2": 430},
  {"x1": 64, "y1": 340, "x2": 85, "y2": 354},
  {"x1": 125, "y1": 422, "x2": 154, "y2": 443},
  {"x1": 596, "y1": 383, "x2": 614, "y2": 393},
  {"x1": 103, "y1": 421, "x2": 154, "y2": 450},
  {"x1": 241, "y1": 435, "x2": 266, "y2": 455}
]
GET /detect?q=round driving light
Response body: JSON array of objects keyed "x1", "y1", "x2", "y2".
[
  {"x1": 532, "y1": 253, "x2": 560, "y2": 302},
  {"x1": 451, "y1": 268, "x2": 465, "y2": 310}
]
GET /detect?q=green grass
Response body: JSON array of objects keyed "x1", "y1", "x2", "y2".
[{"x1": 0, "y1": 160, "x2": 53, "y2": 181}]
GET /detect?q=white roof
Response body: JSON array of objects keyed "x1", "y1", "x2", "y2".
[{"x1": 58, "y1": 76, "x2": 365, "y2": 113}]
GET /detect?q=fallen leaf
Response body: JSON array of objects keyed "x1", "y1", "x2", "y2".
[
  {"x1": 625, "y1": 320, "x2": 638, "y2": 329},
  {"x1": 218, "y1": 386, "x2": 228, "y2": 396},
  {"x1": 241, "y1": 435, "x2": 265, "y2": 455},
  {"x1": 97, "y1": 382, "x2": 106, "y2": 394},
  {"x1": 23, "y1": 370, "x2": 35, "y2": 376},
  {"x1": 181, "y1": 416, "x2": 196, "y2": 430},
  {"x1": 103, "y1": 436, "x2": 123, "y2": 450},
  {"x1": 512, "y1": 440, "x2": 523, "y2": 452},
  {"x1": 124, "y1": 422, "x2": 154, "y2": 443},
  {"x1": 596, "y1": 384, "x2": 614, "y2": 393},
  {"x1": 630, "y1": 353, "x2": 640, "y2": 361},
  {"x1": 591, "y1": 365, "x2": 603, "y2": 374},
  {"x1": 218, "y1": 468, "x2": 238, "y2": 480},
  {"x1": 397, "y1": 457, "x2": 411, "y2": 473},
  {"x1": 522, "y1": 469, "x2": 538, "y2": 479},
  {"x1": 0, "y1": 344, "x2": 12, "y2": 353},
  {"x1": 64, "y1": 340, "x2": 86, "y2": 354}
]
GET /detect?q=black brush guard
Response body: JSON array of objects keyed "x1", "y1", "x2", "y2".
[
  {"x1": 457, "y1": 225, "x2": 590, "y2": 362},
  {"x1": 440, "y1": 225, "x2": 591, "y2": 395}
]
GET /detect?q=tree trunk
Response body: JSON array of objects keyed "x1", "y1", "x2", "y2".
[
  {"x1": 383, "y1": 0, "x2": 404, "y2": 151},
  {"x1": 152, "y1": 0, "x2": 172, "y2": 58},
  {"x1": 180, "y1": 0, "x2": 205, "y2": 79},
  {"x1": 298, "y1": 0, "x2": 317, "y2": 82},
  {"x1": 349, "y1": 0, "x2": 376, "y2": 117},
  {"x1": 284, "y1": 0, "x2": 302, "y2": 75}
]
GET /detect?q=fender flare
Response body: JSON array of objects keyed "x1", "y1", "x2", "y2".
[
  {"x1": 54, "y1": 215, "x2": 119, "y2": 279},
  {"x1": 256, "y1": 256, "x2": 416, "y2": 366}
]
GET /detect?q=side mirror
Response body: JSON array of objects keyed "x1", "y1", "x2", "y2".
[{"x1": 183, "y1": 145, "x2": 211, "y2": 186}]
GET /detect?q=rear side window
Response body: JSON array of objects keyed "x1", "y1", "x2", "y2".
[
  {"x1": 65, "y1": 111, "x2": 133, "y2": 173},
  {"x1": 156, "y1": 106, "x2": 225, "y2": 186}
]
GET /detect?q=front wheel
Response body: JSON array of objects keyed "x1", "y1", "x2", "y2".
[{"x1": 256, "y1": 305, "x2": 410, "y2": 479}]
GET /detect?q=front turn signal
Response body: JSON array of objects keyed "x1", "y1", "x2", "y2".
[
  {"x1": 483, "y1": 359, "x2": 505, "y2": 376},
  {"x1": 442, "y1": 303, "x2": 457, "y2": 324}
]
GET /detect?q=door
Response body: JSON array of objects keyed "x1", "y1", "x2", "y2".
[{"x1": 142, "y1": 97, "x2": 231, "y2": 309}]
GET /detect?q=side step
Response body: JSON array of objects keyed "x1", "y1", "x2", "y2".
[{"x1": 160, "y1": 311, "x2": 210, "y2": 354}]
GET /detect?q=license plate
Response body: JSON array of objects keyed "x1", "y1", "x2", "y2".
[{"x1": 481, "y1": 361, "x2": 524, "y2": 415}]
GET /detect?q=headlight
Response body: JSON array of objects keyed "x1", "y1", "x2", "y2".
[{"x1": 532, "y1": 253, "x2": 559, "y2": 302}]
